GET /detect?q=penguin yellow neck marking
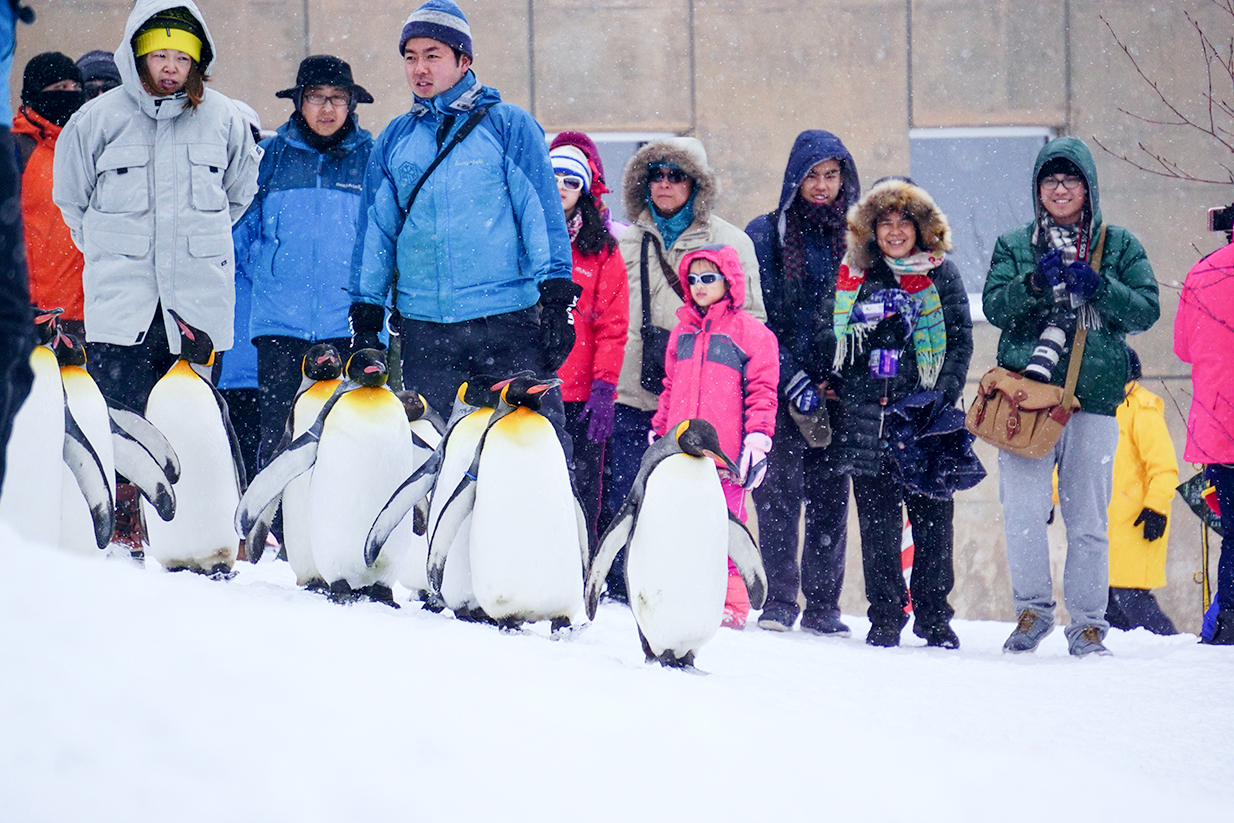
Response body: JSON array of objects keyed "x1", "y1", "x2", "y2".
[
  {"x1": 167, "y1": 360, "x2": 200, "y2": 379},
  {"x1": 306, "y1": 379, "x2": 342, "y2": 400}
]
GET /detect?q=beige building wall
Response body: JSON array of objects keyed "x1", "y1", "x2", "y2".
[{"x1": 15, "y1": 0, "x2": 1228, "y2": 631}]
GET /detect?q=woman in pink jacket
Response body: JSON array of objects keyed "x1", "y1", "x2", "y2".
[
  {"x1": 1175, "y1": 239, "x2": 1234, "y2": 644},
  {"x1": 652, "y1": 244, "x2": 779, "y2": 627}
]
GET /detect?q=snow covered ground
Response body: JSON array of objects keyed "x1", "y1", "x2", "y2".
[{"x1": 3, "y1": 526, "x2": 1232, "y2": 822}]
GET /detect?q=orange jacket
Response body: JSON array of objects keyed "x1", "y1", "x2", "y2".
[{"x1": 13, "y1": 107, "x2": 84, "y2": 321}]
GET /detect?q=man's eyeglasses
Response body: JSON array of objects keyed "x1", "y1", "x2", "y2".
[
  {"x1": 303, "y1": 92, "x2": 350, "y2": 108},
  {"x1": 649, "y1": 167, "x2": 690, "y2": 184},
  {"x1": 687, "y1": 272, "x2": 722, "y2": 286},
  {"x1": 1040, "y1": 175, "x2": 1084, "y2": 191},
  {"x1": 555, "y1": 173, "x2": 584, "y2": 192}
]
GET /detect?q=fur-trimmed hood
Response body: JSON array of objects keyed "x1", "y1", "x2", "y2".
[
  {"x1": 621, "y1": 136, "x2": 719, "y2": 225},
  {"x1": 845, "y1": 178, "x2": 952, "y2": 271}
]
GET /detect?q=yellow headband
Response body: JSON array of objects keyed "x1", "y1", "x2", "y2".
[{"x1": 134, "y1": 27, "x2": 202, "y2": 63}]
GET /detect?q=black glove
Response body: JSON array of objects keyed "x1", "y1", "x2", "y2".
[
  {"x1": 538, "y1": 278, "x2": 582, "y2": 372},
  {"x1": 349, "y1": 302, "x2": 385, "y2": 353},
  {"x1": 1134, "y1": 507, "x2": 1168, "y2": 542}
]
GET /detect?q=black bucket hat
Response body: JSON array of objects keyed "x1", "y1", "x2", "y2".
[{"x1": 275, "y1": 55, "x2": 373, "y2": 105}]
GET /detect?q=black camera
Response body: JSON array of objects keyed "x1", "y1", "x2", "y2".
[{"x1": 1209, "y1": 203, "x2": 1234, "y2": 234}]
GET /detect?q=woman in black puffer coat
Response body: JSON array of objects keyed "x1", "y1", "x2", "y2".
[{"x1": 829, "y1": 178, "x2": 973, "y2": 649}]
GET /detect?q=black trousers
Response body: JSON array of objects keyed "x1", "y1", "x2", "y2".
[
  {"x1": 751, "y1": 402, "x2": 850, "y2": 620},
  {"x1": 852, "y1": 457, "x2": 955, "y2": 631},
  {"x1": 0, "y1": 127, "x2": 33, "y2": 488},
  {"x1": 253, "y1": 335, "x2": 350, "y2": 468}
]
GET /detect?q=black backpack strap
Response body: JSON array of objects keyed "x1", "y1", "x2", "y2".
[
  {"x1": 640, "y1": 232, "x2": 654, "y2": 335},
  {"x1": 400, "y1": 104, "x2": 493, "y2": 216}
]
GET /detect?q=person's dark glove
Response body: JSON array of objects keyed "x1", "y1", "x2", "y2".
[
  {"x1": 785, "y1": 370, "x2": 820, "y2": 414},
  {"x1": 538, "y1": 278, "x2": 582, "y2": 372},
  {"x1": 1134, "y1": 507, "x2": 1168, "y2": 542},
  {"x1": 1062, "y1": 260, "x2": 1100, "y2": 300},
  {"x1": 582, "y1": 379, "x2": 616, "y2": 443},
  {"x1": 1033, "y1": 249, "x2": 1065, "y2": 293},
  {"x1": 349, "y1": 302, "x2": 385, "y2": 353}
]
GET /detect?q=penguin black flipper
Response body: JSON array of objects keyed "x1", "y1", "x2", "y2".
[
  {"x1": 727, "y1": 511, "x2": 767, "y2": 610},
  {"x1": 234, "y1": 430, "x2": 319, "y2": 538},
  {"x1": 106, "y1": 398, "x2": 181, "y2": 484},
  {"x1": 62, "y1": 408, "x2": 115, "y2": 549},
  {"x1": 426, "y1": 470, "x2": 478, "y2": 593},
  {"x1": 244, "y1": 495, "x2": 280, "y2": 564},
  {"x1": 364, "y1": 448, "x2": 442, "y2": 567},
  {"x1": 110, "y1": 423, "x2": 177, "y2": 521},
  {"x1": 207, "y1": 383, "x2": 248, "y2": 492},
  {"x1": 584, "y1": 509, "x2": 635, "y2": 620}
]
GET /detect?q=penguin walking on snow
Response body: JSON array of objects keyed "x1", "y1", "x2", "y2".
[
  {"x1": 585, "y1": 419, "x2": 767, "y2": 668},
  {"x1": 393, "y1": 390, "x2": 445, "y2": 605},
  {"x1": 428, "y1": 374, "x2": 588, "y2": 631},
  {"x1": 235, "y1": 349, "x2": 414, "y2": 605},
  {"x1": 143, "y1": 312, "x2": 247, "y2": 578}
]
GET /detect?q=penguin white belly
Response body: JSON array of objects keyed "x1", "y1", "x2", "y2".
[
  {"x1": 0, "y1": 347, "x2": 65, "y2": 545},
  {"x1": 143, "y1": 367, "x2": 240, "y2": 571},
  {"x1": 309, "y1": 388, "x2": 414, "y2": 589},
  {"x1": 470, "y1": 409, "x2": 583, "y2": 623},
  {"x1": 627, "y1": 454, "x2": 729, "y2": 658},
  {"x1": 429, "y1": 410, "x2": 491, "y2": 611},
  {"x1": 282, "y1": 382, "x2": 337, "y2": 586},
  {"x1": 398, "y1": 418, "x2": 443, "y2": 594},
  {"x1": 59, "y1": 366, "x2": 115, "y2": 554}
]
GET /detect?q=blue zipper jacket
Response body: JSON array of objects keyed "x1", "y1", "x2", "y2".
[
  {"x1": 234, "y1": 115, "x2": 373, "y2": 342},
  {"x1": 349, "y1": 73, "x2": 572, "y2": 323}
]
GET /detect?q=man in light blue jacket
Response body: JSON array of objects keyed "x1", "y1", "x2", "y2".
[{"x1": 348, "y1": 0, "x2": 577, "y2": 418}]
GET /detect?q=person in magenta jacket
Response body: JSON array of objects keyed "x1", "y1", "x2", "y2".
[
  {"x1": 550, "y1": 142, "x2": 629, "y2": 538},
  {"x1": 1175, "y1": 238, "x2": 1234, "y2": 644},
  {"x1": 652, "y1": 243, "x2": 779, "y2": 628}
]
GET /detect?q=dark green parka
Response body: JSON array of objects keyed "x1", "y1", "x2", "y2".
[{"x1": 982, "y1": 137, "x2": 1159, "y2": 416}]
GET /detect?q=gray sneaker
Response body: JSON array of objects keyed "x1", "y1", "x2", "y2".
[
  {"x1": 1069, "y1": 625, "x2": 1113, "y2": 657},
  {"x1": 1003, "y1": 609, "x2": 1054, "y2": 653}
]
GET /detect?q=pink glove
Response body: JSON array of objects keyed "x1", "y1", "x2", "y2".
[
  {"x1": 738, "y1": 432, "x2": 772, "y2": 490},
  {"x1": 648, "y1": 428, "x2": 659, "y2": 446}
]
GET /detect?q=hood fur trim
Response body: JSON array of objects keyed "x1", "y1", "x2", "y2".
[
  {"x1": 845, "y1": 179, "x2": 952, "y2": 271},
  {"x1": 621, "y1": 137, "x2": 719, "y2": 226}
]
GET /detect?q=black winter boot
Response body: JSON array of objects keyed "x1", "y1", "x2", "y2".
[{"x1": 1204, "y1": 610, "x2": 1234, "y2": 645}]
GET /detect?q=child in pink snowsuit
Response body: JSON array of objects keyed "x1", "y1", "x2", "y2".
[{"x1": 652, "y1": 244, "x2": 779, "y2": 628}]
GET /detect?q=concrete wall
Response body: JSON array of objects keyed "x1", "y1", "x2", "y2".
[{"x1": 16, "y1": 0, "x2": 1230, "y2": 631}]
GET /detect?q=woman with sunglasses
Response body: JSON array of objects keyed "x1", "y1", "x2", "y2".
[
  {"x1": 548, "y1": 143, "x2": 629, "y2": 541},
  {"x1": 602, "y1": 137, "x2": 764, "y2": 602}
]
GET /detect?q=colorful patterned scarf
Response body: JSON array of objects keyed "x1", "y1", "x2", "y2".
[
  {"x1": 833, "y1": 250, "x2": 948, "y2": 389},
  {"x1": 566, "y1": 209, "x2": 583, "y2": 244}
]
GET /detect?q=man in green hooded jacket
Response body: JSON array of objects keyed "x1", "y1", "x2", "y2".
[{"x1": 983, "y1": 136, "x2": 1159, "y2": 657}]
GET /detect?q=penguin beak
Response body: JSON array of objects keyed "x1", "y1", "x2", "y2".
[
  {"x1": 528, "y1": 378, "x2": 563, "y2": 395},
  {"x1": 704, "y1": 448, "x2": 739, "y2": 476}
]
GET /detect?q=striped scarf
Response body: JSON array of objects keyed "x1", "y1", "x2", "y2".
[{"x1": 832, "y1": 251, "x2": 948, "y2": 389}]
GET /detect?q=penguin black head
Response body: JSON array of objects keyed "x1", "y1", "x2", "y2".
[
  {"x1": 52, "y1": 331, "x2": 87, "y2": 368},
  {"x1": 459, "y1": 374, "x2": 502, "y2": 409},
  {"x1": 497, "y1": 374, "x2": 562, "y2": 412},
  {"x1": 169, "y1": 310, "x2": 216, "y2": 367},
  {"x1": 346, "y1": 349, "x2": 389, "y2": 387},
  {"x1": 395, "y1": 390, "x2": 434, "y2": 422},
  {"x1": 675, "y1": 419, "x2": 738, "y2": 475},
  {"x1": 302, "y1": 343, "x2": 343, "y2": 382},
  {"x1": 33, "y1": 307, "x2": 64, "y2": 345}
]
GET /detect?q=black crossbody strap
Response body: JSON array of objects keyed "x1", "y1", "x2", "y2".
[
  {"x1": 640, "y1": 232, "x2": 655, "y2": 334},
  {"x1": 400, "y1": 104, "x2": 493, "y2": 216}
]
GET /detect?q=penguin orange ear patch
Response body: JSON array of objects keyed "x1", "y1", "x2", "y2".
[{"x1": 674, "y1": 420, "x2": 690, "y2": 440}]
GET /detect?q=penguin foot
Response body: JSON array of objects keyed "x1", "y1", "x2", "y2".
[
  {"x1": 302, "y1": 578, "x2": 330, "y2": 594},
  {"x1": 327, "y1": 580, "x2": 360, "y2": 604},
  {"x1": 549, "y1": 617, "x2": 573, "y2": 637},
  {"x1": 652, "y1": 650, "x2": 696, "y2": 670},
  {"x1": 496, "y1": 617, "x2": 524, "y2": 633},
  {"x1": 453, "y1": 606, "x2": 496, "y2": 624},
  {"x1": 360, "y1": 584, "x2": 400, "y2": 609},
  {"x1": 416, "y1": 591, "x2": 447, "y2": 613},
  {"x1": 205, "y1": 564, "x2": 237, "y2": 581}
]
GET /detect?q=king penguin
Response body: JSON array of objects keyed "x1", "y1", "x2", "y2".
[
  {"x1": 584, "y1": 419, "x2": 767, "y2": 669},
  {"x1": 393, "y1": 390, "x2": 444, "y2": 605},
  {"x1": 270, "y1": 343, "x2": 343, "y2": 589},
  {"x1": 143, "y1": 311, "x2": 247, "y2": 578},
  {"x1": 428, "y1": 374, "x2": 588, "y2": 631}
]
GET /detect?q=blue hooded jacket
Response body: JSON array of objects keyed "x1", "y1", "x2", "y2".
[
  {"x1": 349, "y1": 72, "x2": 573, "y2": 323},
  {"x1": 745, "y1": 130, "x2": 860, "y2": 386},
  {"x1": 233, "y1": 115, "x2": 373, "y2": 343}
]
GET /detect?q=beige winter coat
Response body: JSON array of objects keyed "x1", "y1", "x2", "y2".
[
  {"x1": 616, "y1": 137, "x2": 764, "y2": 411},
  {"x1": 52, "y1": 0, "x2": 260, "y2": 353}
]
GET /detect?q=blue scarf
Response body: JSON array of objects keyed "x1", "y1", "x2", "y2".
[{"x1": 650, "y1": 190, "x2": 697, "y2": 250}]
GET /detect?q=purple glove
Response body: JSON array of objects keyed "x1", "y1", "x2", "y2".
[
  {"x1": 1062, "y1": 260, "x2": 1100, "y2": 300},
  {"x1": 583, "y1": 379, "x2": 616, "y2": 443},
  {"x1": 1033, "y1": 249, "x2": 1064, "y2": 293}
]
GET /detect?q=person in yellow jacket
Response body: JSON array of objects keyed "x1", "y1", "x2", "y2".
[{"x1": 1106, "y1": 349, "x2": 1179, "y2": 635}]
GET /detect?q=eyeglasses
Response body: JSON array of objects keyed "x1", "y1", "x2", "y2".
[
  {"x1": 303, "y1": 92, "x2": 350, "y2": 108},
  {"x1": 1040, "y1": 175, "x2": 1084, "y2": 191},
  {"x1": 649, "y1": 167, "x2": 690, "y2": 184},
  {"x1": 687, "y1": 272, "x2": 722, "y2": 286},
  {"x1": 555, "y1": 173, "x2": 584, "y2": 191}
]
